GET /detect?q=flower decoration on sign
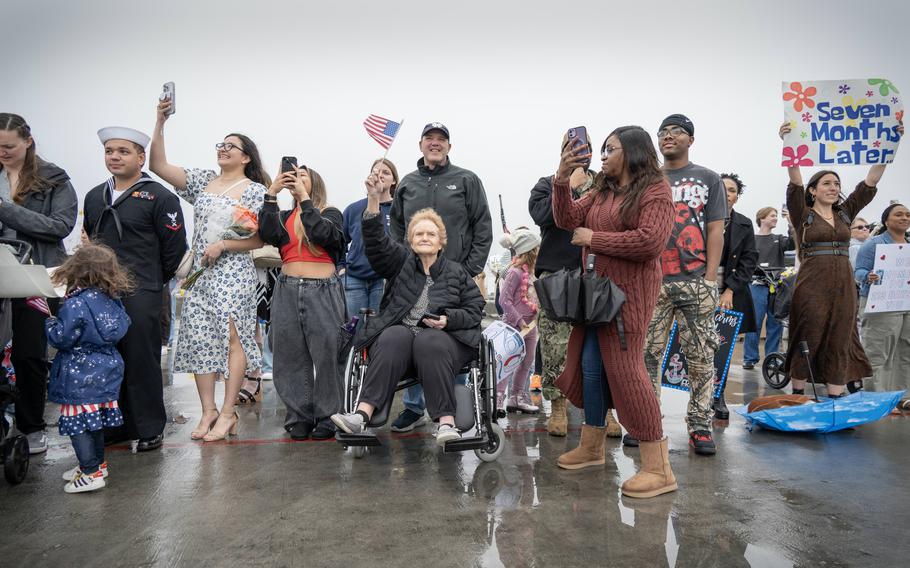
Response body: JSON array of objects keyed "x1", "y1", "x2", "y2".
[
  {"x1": 781, "y1": 145, "x2": 814, "y2": 167},
  {"x1": 838, "y1": 84, "x2": 850, "y2": 95},
  {"x1": 801, "y1": 112, "x2": 813, "y2": 122},
  {"x1": 868, "y1": 78, "x2": 899, "y2": 96},
  {"x1": 783, "y1": 82, "x2": 817, "y2": 112},
  {"x1": 891, "y1": 97, "x2": 899, "y2": 104},
  {"x1": 866, "y1": 90, "x2": 874, "y2": 97},
  {"x1": 841, "y1": 96, "x2": 868, "y2": 127},
  {"x1": 800, "y1": 131, "x2": 808, "y2": 139},
  {"x1": 828, "y1": 143, "x2": 838, "y2": 153},
  {"x1": 873, "y1": 140, "x2": 881, "y2": 148}
]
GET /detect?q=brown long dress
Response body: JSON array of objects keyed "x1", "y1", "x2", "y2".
[{"x1": 784, "y1": 181, "x2": 874, "y2": 385}]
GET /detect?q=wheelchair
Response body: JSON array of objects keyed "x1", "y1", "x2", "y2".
[{"x1": 335, "y1": 323, "x2": 506, "y2": 462}]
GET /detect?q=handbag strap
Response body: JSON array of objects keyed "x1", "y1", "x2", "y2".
[{"x1": 213, "y1": 177, "x2": 249, "y2": 197}]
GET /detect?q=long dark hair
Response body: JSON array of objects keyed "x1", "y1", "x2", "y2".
[
  {"x1": 804, "y1": 170, "x2": 845, "y2": 208},
  {"x1": 593, "y1": 125, "x2": 665, "y2": 227},
  {"x1": 0, "y1": 113, "x2": 50, "y2": 202},
  {"x1": 225, "y1": 132, "x2": 271, "y2": 188}
]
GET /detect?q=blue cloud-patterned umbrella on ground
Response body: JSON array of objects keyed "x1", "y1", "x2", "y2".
[{"x1": 737, "y1": 390, "x2": 904, "y2": 433}]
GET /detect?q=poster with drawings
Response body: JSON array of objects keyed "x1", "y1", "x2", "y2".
[
  {"x1": 864, "y1": 243, "x2": 910, "y2": 314},
  {"x1": 660, "y1": 308, "x2": 744, "y2": 398}
]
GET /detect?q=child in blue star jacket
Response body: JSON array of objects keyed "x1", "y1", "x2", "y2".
[{"x1": 46, "y1": 244, "x2": 132, "y2": 493}]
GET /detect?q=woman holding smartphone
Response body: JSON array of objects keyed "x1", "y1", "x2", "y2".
[
  {"x1": 0, "y1": 113, "x2": 78, "y2": 455},
  {"x1": 150, "y1": 97, "x2": 268, "y2": 442},
  {"x1": 258, "y1": 164, "x2": 347, "y2": 441}
]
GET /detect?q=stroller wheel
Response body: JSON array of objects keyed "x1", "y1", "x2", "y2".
[
  {"x1": 4, "y1": 435, "x2": 29, "y2": 484},
  {"x1": 350, "y1": 445, "x2": 366, "y2": 459},
  {"x1": 762, "y1": 353, "x2": 790, "y2": 390},
  {"x1": 475, "y1": 423, "x2": 505, "y2": 463}
]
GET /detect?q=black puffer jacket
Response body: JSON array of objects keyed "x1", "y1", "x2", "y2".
[
  {"x1": 0, "y1": 159, "x2": 77, "y2": 267},
  {"x1": 354, "y1": 212, "x2": 484, "y2": 350}
]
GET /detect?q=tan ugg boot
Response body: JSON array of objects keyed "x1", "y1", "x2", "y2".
[
  {"x1": 621, "y1": 437, "x2": 678, "y2": 499},
  {"x1": 547, "y1": 397, "x2": 568, "y2": 437},
  {"x1": 605, "y1": 409, "x2": 622, "y2": 438},
  {"x1": 557, "y1": 424, "x2": 606, "y2": 470}
]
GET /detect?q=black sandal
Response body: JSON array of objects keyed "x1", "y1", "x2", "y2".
[{"x1": 236, "y1": 377, "x2": 262, "y2": 405}]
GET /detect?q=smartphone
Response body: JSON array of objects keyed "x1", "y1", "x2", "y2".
[
  {"x1": 422, "y1": 312, "x2": 441, "y2": 320},
  {"x1": 281, "y1": 156, "x2": 298, "y2": 173},
  {"x1": 160, "y1": 82, "x2": 175, "y2": 116},
  {"x1": 567, "y1": 126, "x2": 591, "y2": 168}
]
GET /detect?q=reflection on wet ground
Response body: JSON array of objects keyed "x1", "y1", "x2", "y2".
[{"x1": 1, "y1": 362, "x2": 907, "y2": 567}]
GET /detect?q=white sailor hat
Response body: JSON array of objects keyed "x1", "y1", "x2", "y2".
[{"x1": 97, "y1": 126, "x2": 151, "y2": 149}]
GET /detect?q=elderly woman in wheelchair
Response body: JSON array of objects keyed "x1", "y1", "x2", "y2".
[{"x1": 331, "y1": 173, "x2": 486, "y2": 447}]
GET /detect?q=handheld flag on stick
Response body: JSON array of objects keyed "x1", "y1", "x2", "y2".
[
  {"x1": 499, "y1": 194, "x2": 509, "y2": 234},
  {"x1": 363, "y1": 115, "x2": 401, "y2": 149}
]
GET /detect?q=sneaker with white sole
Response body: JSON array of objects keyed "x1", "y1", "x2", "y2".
[
  {"x1": 64, "y1": 470, "x2": 106, "y2": 493},
  {"x1": 26, "y1": 431, "x2": 48, "y2": 454},
  {"x1": 331, "y1": 412, "x2": 365, "y2": 434},
  {"x1": 435, "y1": 423, "x2": 461, "y2": 446},
  {"x1": 390, "y1": 408, "x2": 427, "y2": 432},
  {"x1": 62, "y1": 462, "x2": 109, "y2": 481}
]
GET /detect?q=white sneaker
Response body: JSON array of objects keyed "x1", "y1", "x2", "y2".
[
  {"x1": 62, "y1": 462, "x2": 109, "y2": 481},
  {"x1": 64, "y1": 470, "x2": 106, "y2": 493},
  {"x1": 435, "y1": 423, "x2": 461, "y2": 446},
  {"x1": 261, "y1": 372, "x2": 273, "y2": 381},
  {"x1": 26, "y1": 431, "x2": 48, "y2": 454}
]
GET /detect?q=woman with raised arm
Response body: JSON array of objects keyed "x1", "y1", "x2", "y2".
[
  {"x1": 551, "y1": 125, "x2": 676, "y2": 499},
  {"x1": 778, "y1": 120, "x2": 904, "y2": 397},
  {"x1": 258, "y1": 164, "x2": 347, "y2": 441},
  {"x1": 150, "y1": 97, "x2": 267, "y2": 441}
]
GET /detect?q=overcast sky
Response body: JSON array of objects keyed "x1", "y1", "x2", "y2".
[{"x1": 6, "y1": 0, "x2": 909, "y2": 256}]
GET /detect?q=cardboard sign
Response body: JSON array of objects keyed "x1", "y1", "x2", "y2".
[
  {"x1": 660, "y1": 309, "x2": 744, "y2": 397},
  {"x1": 865, "y1": 243, "x2": 910, "y2": 314},
  {"x1": 781, "y1": 78, "x2": 903, "y2": 166}
]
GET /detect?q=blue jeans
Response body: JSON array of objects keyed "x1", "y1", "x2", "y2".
[
  {"x1": 70, "y1": 429, "x2": 105, "y2": 474},
  {"x1": 581, "y1": 327, "x2": 609, "y2": 427},
  {"x1": 260, "y1": 320, "x2": 273, "y2": 374},
  {"x1": 744, "y1": 283, "x2": 784, "y2": 364},
  {"x1": 344, "y1": 274, "x2": 385, "y2": 329}
]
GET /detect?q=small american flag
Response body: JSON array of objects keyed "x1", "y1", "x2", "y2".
[
  {"x1": 363, "y1": 114, "x2": 401, "y2": 149},
  {"x1": 26, "y1": 296, "x2": 50, "y2": 316}
]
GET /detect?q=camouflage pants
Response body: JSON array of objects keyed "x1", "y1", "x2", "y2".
[
  {"x1": 537, "y1": 272, "x2": 573, "y2": 401},
  {"x1": 644, "y1": 278, "x2": 719, "y2": 433}
]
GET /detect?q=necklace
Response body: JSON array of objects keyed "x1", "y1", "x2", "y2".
[{"x1": 812, "y1": 208, "x2": 833, "y2": 220}]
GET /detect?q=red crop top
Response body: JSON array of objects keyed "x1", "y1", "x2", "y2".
[{"x1": 280, "y1": 209, "x2": 333, "y2": 264}]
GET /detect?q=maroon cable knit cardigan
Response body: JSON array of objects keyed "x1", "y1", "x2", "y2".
[{"x1": 551, "y1": 178, "x2": 673, "y2": 439}]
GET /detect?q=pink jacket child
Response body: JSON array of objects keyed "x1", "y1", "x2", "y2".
[{"x1": 497, "y1": 229, "x2": 542, "y2": 413}]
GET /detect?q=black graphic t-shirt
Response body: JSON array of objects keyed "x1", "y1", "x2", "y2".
[{"x1": 660, "y1": 162, "x2": 728, "y2": 281}]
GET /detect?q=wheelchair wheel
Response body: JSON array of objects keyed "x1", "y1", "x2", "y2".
[
  {"x1": 474, "y1": 423, "x2": 505, "y2": 463},
  {"x1": 3, "y1": 435, "x2": 29, "y2": 485},
  {"x1": 762, "y1": 352, "x2": 790, "y2": 390}
]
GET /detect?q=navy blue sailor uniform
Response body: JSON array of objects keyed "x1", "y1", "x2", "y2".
[{"x1": 83, "y1": 174, "x2": 187, "y2": 440}]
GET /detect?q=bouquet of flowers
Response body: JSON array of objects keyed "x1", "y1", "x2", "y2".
[{"x1": 182, "y1": 205, "x2": 259, "y2": 291}]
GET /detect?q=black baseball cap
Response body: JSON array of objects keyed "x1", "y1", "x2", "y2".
[
  {"x1": 659, "y1": 114, "x2": 694, "y2": 136},
  {"x1": 421, "y1": 122, "x2": 450, "y2": 140}
]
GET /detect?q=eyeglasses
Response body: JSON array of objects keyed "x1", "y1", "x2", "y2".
[
  {"x1": 215, "y1": 142, "x2": 244, "y2": 152},
  {"x1": 851, "y1": 224, "x2": 871, "y2": 231},
  {"x1": 657, "y1": 126, "x2": 688, "y2": 138},
  {"x1": 601, "y1": 145, "x2": 622, "y2": 158}
]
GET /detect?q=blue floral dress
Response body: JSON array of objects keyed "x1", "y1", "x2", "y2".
[{"x1": 174, "y1": 169, "x2": 264, "y2": 374}]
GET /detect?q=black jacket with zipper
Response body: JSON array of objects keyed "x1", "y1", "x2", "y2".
[
  {"x1": 0, "y1": 159, "x2": 77, "y2": 267},
  {"x1": 721, "y1": 208, "x2": 759, "y2": 333},
  {"x1": 354, "y1": 212, "x2": 484, "y2": 351},
  {"x1": 258, "y1": 198, "x2": 346, "y2": 265},
  {"x1": 390, "y1": 158, "x2": 492, "y2": 277}
]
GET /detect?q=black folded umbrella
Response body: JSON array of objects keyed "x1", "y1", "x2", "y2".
[{"x1": 534, "y1": 267, "x2": 584, "y2": 323}]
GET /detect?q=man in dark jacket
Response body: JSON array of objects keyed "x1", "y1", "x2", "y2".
[
  {"x1": 387, "y1": 122, "x2": 492, "y2": 432},
  {"x1": 83, "y1": 127, "x2": 187, "y2": 451},
  {"x1": 715, "y1": 173, "x2": 758, "y2": 419}
]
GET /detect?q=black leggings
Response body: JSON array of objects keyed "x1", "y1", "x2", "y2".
[
  {"x1": 11, "y1": 298, "x2": 54, "y2": 435},
  {"x1": 359, "y1": 326, "x2": 475, "y2": 420}
]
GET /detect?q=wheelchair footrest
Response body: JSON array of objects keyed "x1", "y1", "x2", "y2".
[
  {"x1": 335, "y1": 432, "x2": 382, "y2": 447},
  {"x1": 443, "y1": 435, "x2": 486, "y2": 453}
]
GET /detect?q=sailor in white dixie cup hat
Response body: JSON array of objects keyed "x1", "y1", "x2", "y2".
[{"x1": 82, "y1": 125, "x2": 188, "y2": 452}]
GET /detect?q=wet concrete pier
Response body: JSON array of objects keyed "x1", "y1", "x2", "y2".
[{"x1": 2, "y1": 362, "x2": 908, "y2": 567}]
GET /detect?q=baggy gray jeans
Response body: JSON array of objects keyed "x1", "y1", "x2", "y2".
[{"x1": 271, "y1": 274, "x2": 347, "y2": 430}]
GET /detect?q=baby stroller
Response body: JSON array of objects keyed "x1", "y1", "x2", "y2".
[
  {"x1": 759, "y1": 266, "x2": 797, "y2": 390},
  {"x1": 336, "y1": 310, "x2": 505, "y2": 462},
  {"x1": 0, "y1": 238, "x2": 34, "y2": 484}
]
